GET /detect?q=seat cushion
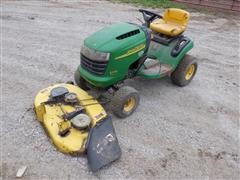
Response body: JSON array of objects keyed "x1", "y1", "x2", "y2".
[
  {"x1": 150, "y1": 19, "x2": 186, "y2": 36},
  {"x1": 150, "y1": 8, "x2": 189, "y2": 36}
]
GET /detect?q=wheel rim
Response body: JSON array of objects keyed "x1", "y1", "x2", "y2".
[
  {"x1": 123, "y1": 97, "x2": 136, "y2": 112},
  {"x1": 185, "y1": 64, "x2": 195, "y2": 80}
]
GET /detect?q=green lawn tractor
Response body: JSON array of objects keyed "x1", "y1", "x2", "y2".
[{"x1": 74, "y1": 8, "x2": 198, "y2": 118}]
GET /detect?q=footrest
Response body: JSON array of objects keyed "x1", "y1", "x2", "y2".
[
  {"x1": 141, "y1": 58, "x2": 161, "y2": 76},
  {"x1": 139, "y1": 59, "x2": 173, "y2": 78}
]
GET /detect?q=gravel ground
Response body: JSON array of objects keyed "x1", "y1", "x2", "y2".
[{"x1": 1, "y1": 0, "x2": 240, "y2": 179}]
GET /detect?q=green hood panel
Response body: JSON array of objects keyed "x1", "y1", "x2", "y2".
[{"x1": 84, "y1": 23, "x2": 145, "y2": 52}]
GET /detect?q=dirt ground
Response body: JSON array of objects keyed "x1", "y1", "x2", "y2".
[{"x1": 1, "y1": 0, "x2": 240, "y2": 179}]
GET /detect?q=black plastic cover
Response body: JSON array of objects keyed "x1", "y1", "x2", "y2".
[
  {"x1": 50, "y1": 87, "x2": 69, "y2": 99},
  {"x1": 171, "y1": 36, "x2": 191, "y2": 57},
  {"x1": 86, "y1": 116, "x2": 121, "y2": 172}
]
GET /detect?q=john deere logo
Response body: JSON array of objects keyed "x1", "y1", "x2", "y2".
[
  {"x1": 116, "y1": 44, "x2": 145, "y2": 60},
  {"x1": 85, "y1": 49, "x2": 90, "y2": 57}
]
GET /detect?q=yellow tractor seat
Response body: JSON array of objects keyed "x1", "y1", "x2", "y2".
[{"x1": 150, "y1": 8, "x2": 190, "y2": 37}]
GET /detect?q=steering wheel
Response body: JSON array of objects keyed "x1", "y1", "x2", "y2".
[{"x1": 139, "y1": 9, "x2": 162, "y2": 27}]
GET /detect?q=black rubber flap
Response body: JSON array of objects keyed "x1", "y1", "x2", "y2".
[{"x1": 86, "y1": 116, "x2": 121, "y2": 172}]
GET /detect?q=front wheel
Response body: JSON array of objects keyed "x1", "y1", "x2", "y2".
[
  {"x1": 171, "y1": 55, "x2": 198, "y2": 87},
  {"x1": 111, "y1": 86, "x2": 140, "y2": 118},
  {"x1": 74, "y1": 69, "x2": 89, "y2": 90}
]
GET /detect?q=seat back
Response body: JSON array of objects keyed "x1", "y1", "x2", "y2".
[{"x1": 163, "y1": 8, "x2": 190, "y2": 26}]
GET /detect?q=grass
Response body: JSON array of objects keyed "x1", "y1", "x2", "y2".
[{"x1": 110, "y1": 0, "x2": 185, "y2": 9}]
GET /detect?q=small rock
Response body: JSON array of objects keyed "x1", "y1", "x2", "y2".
[
  {"x1": 28, "y1": 16, "x2": 35, "y2": 20},
  {"x1": 16, "y1": 166, "x2": 27, "y2": 178},
  {"x1": 161, "y1": 158, "x2": 167, "y2": 168}
]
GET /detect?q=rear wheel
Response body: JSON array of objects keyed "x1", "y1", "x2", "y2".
[
  {"x1": 111, "y1": 86, "x2": 140, "y2": 118},
  {"x1": 171, "y1": 55, "x2": 198, "y2": 87},
  {"x1": 74, "y1": 69, "x2": 89, "y2": 90}
]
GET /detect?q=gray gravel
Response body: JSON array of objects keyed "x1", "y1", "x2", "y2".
[{"x1": 1, "y1": 0, "x2": 240, "y2": 179}]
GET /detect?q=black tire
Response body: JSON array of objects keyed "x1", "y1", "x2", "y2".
[
  {"x1": 74, "y1": 69, "x2": 89, "y2": 90},
  {"x1": 111, "y1": 86, "x2": 140, "y2": 118},
  {"x1": 171, "y1": 55, "x2": 198, "y2": 87}
]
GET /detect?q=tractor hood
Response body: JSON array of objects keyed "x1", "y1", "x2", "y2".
[{"x1": 84, "y1": 23, "x2": 146, "y2": 53}]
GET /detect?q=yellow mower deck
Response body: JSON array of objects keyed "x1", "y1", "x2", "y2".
[{"x1": 34, "y1": 83, "x2": 107, "y2": 155}]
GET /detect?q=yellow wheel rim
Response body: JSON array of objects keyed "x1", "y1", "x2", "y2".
[
  {"x1": 123, "y1": 97, "x2": 136, "y2": 112},
  {"x1": 185, "y1": 64, "x2": 195, "y2": 80}
]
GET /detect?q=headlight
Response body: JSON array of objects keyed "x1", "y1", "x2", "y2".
[{"x1": 81, "y1": 44, "x2": 110, "y2": 62}]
